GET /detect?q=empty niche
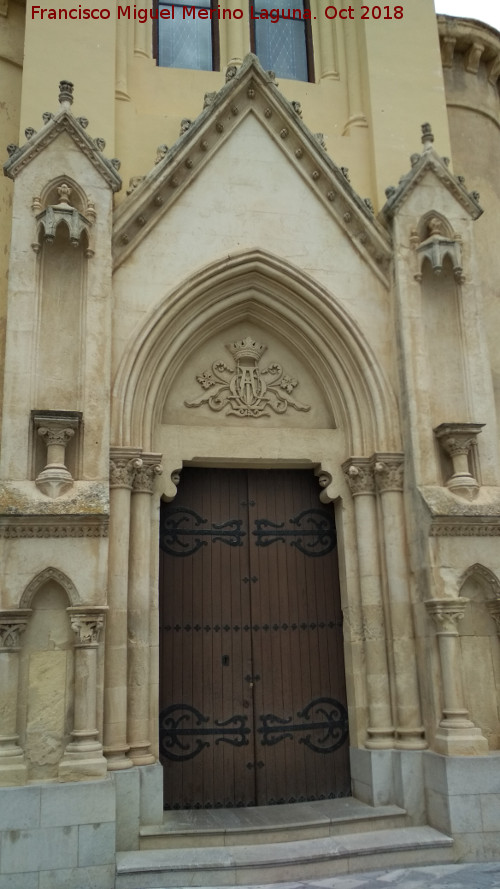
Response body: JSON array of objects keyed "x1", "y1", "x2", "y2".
[
  {"x1": 18, "y1": 581, "x2": 74, "y2": 779},
  {"x1": 33, "y1": 180, "x2": 91, "y2": 411},
  {"x1": 459, "y1": 568, "x2": 500, "y2": 749}
]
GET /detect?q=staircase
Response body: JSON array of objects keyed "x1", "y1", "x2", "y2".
[{"x1": 115, "y1": 798, "x2": 454, "y2": 888}]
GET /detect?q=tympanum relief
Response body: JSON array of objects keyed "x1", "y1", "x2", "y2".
[{"x1": 185, "y1": 336, "x2": 311, "y2": 418}]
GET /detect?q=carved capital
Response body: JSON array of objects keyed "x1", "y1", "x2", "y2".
[
  {"x1": 0, "y1": 611, "x2": 31, "y2": 649},
  {"x1": 67, "y1": 606, "x2": 107, "y2": 646},
  {"x1": 373, "y1": 454, "x2": 404, "y2": 493},
  {"x1": 342, "y1": 458, "x2": 375, "y2": 496},
  {"x1": 37, "y1": 426, "x2": 75, "y2": 449},
  {"x1": 425, "y1": 598, "x2": 469, "y2": 635},
  {"x1": 486, "y1": 600, "x2": 500, "y2": 634},
  {"x1": 132, "y1": 454, "x2": 163, "y2": 494},
  {"x1": 434, "y1": 423, "x2": 484, "y2": 500},
  {"x1": 109, "y1": 449, "x2": 143, "y2": 489}
]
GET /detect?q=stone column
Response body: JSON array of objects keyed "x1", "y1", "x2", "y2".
[
  {"x1": 104, "y1": 448, "x2": 142, "y2": 769},
  {"x1": 59, "y1": 607, "x2": 108, "y2": 781},
  {"x1": 341, "y1": 19, "x2": 368, "y2": 133},
  {"x1": 373, "y1": 454, "x2": 427, "y2": 749},
  {"x1": 116, "y1": 15, "x2": 130, "y2": 100},
  {"x1": 0, "y1": 610, "x2": 31, "y2": 785},
  {"x1": 134, "y1": 0, "x2": 151, "y2": 57},
  {"x1": 343, "y1": 459, "x2": 394, "y2": 748},
  {"x1": 425, "y1": 598, "x2": 488, "y2": 755},
  {"x1": 311, "y1": 0, "x2": 337, "y2": 80},
  {"x1": 223, "y1": 0, "x2": 246, "y2": 68},
  {"x1": 128, "y1": 454, "x2": 162, "y2": 765}
]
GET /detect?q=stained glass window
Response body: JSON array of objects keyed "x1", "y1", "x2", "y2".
[
  {"x1": 251, "y1": 0, "x2": 313, "y2": 82},
  {"x1": 156, "y1": 0, "x2": 218, "y2": 71}
]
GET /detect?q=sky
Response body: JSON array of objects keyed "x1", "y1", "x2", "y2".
[{"x1": 434, "y1": 1, "x2": 500, "y2": 32}]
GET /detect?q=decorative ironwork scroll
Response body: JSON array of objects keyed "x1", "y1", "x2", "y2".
[
  {"x1": 159, "y1": 704, "x2": 251, "y2": 761},
  {"x1": 258, "y1": 697, "x2": 348, "y2": 754},
  {"x1": 160, "y1": 506, "x2": 245, "y2": 556},
  {"x1": 253, "y1": 509, "x2": 336, "y2": 557},
  {"x1": 185, "y1": 336, "x2": 311, "y2": 418}
]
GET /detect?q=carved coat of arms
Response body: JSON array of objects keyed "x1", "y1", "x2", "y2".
[{"x1": 185, "y1": 336, "x2": 311, "y2": 418}]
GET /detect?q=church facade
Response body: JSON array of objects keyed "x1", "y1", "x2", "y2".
[{"x1": 0, "y1": 3, "x2": 500, "y2": 887}]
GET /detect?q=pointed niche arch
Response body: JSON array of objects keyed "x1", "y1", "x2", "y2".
[
  {"x1": 19, "y1": 567, "x2": 81, "y2": 609},
  {"x1": 112, "y1": 250, "x2": 399, "y2": 459},
  {"x1": 459, "y1": 563, "x2": 500, "y2": 601}
]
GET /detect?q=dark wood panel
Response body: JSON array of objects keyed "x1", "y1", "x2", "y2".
[
  {"x1": 159, "y1": 469, "x2": 255, "y2": 808},
  {"x1": 247, "y1": 470, "x2": 349, "y2": 804},
  {"x1": 159, "y1": 467, "x2": 350, "y2": 809}
]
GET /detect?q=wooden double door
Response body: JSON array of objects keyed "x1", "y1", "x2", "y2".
[{"x1": 159, "y1": 468, "x2": 350, "y2": 809}]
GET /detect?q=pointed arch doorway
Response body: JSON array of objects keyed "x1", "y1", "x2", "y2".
[{"x1": 159, "y1": 466, "x2": 350, "y2": 809}]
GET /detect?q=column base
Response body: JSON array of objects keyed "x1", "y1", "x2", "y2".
[
  {"x1": 365, "y1": 727, "x2": 395, "y2": 749},
  {"x1": 434, "y1": 724, "x2": 489, "y2": 756},
  {"x1": 104, "y1": 744, "x2": 133, "y2": 770},
  {"x1": 128, "y1": 741, "x2": 156, "y2": 766},
  {"x1": 0, "y1": 738, "x2": 28, "y2": 785},
  {"x1": 395, "y1": 727, "x2": 428, "y2": 750},
  {"x1": 0, "y1": 758, "x2": 27, "y2": 786},
  {"x1": 59, "y1": 739, "x2": 108, "y2": 780}
]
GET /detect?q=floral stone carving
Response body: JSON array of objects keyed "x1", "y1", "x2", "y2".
[{"x1": 185, "y1": 336, "x2": 311, "y2": 418}]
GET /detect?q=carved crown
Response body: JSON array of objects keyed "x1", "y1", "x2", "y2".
[{"x1": 226, "y1": 337, "x2": 267, "y2": 362}]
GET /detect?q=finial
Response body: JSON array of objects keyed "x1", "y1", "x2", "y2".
[
  {"x1": 421, "y1": 122, "x2": 434, "y2": 150},
  {"x1": 56, "y1": 183, "x2": 73, "y2": 206},
  {"x1": 58, "y1": 80, "x2": 74, "y2": 109}
]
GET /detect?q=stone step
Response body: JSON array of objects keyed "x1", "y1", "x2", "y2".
[
  {"x1": 139, "y1": 798, "x2": 409, "y2": 849},
  {"x1": 117, "y1": 826, "x2": 454, "y2": 889}
]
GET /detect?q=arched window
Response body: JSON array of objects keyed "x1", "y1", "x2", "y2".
[
  {"x1": 250, "y1": 0, "x2": 314, "y2": 81},
  {"x1": 154, "y1": 0, "x2": 220, "y2": 71},
  {"x1": 154, "y1": 0, "x2": 314, "y2": 80}
]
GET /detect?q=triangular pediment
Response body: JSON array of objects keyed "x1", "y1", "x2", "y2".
[
  {"x1": 113, "y1": 54, "x2": 392, "y2": 284},
  {"x1": 3, "y1": 83, "x2": 121, "y2": 192},
  {"x1": 381, "y1": 125, "x2": 482, "y2": 221}
]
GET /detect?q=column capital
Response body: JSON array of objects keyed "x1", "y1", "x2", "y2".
[
  {"x1": 109, "y1": 447, "x2": 143, "y2": 489},
  {"x1": 132, "y1": 453, "x2": 163, "y2": 494},
  {"x1": 0, "y1": 610, "x2": 32, "y2": 650},
  {"x1": 342, "y1": 457, "x2": 375, "y2": 496},
  {"x1": 373, "y1": 453, "x2": 404, "y2": 493},
  {"x1": 486, "y1": 599, "x2": 500, "y2": 633},
  {"x1": 433, "y1": 422, "x2": 484, "y2": 501},
  {"x1": 425, "y1": 597, "x2": 469, "y2": 634},
  {"x1": 67, "y1": 606, "x2": 108, "y2": 647}
]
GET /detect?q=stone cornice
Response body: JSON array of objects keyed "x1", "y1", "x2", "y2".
[
  {"x1": 419, "y1": 485, "x2": 500, "y2": 535},
  {"x1": 438, "y1": 15, "x2": 500, "y2": 84},
  {"x1": 113, "y1": 54, "x2": 392, "y2": 285},
  {"x1": 3, "y1": 100, "x2": 121, "y2": 192},
  {"x1": 0, "y1": 515, "x2": 108, "y2": 538}
]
